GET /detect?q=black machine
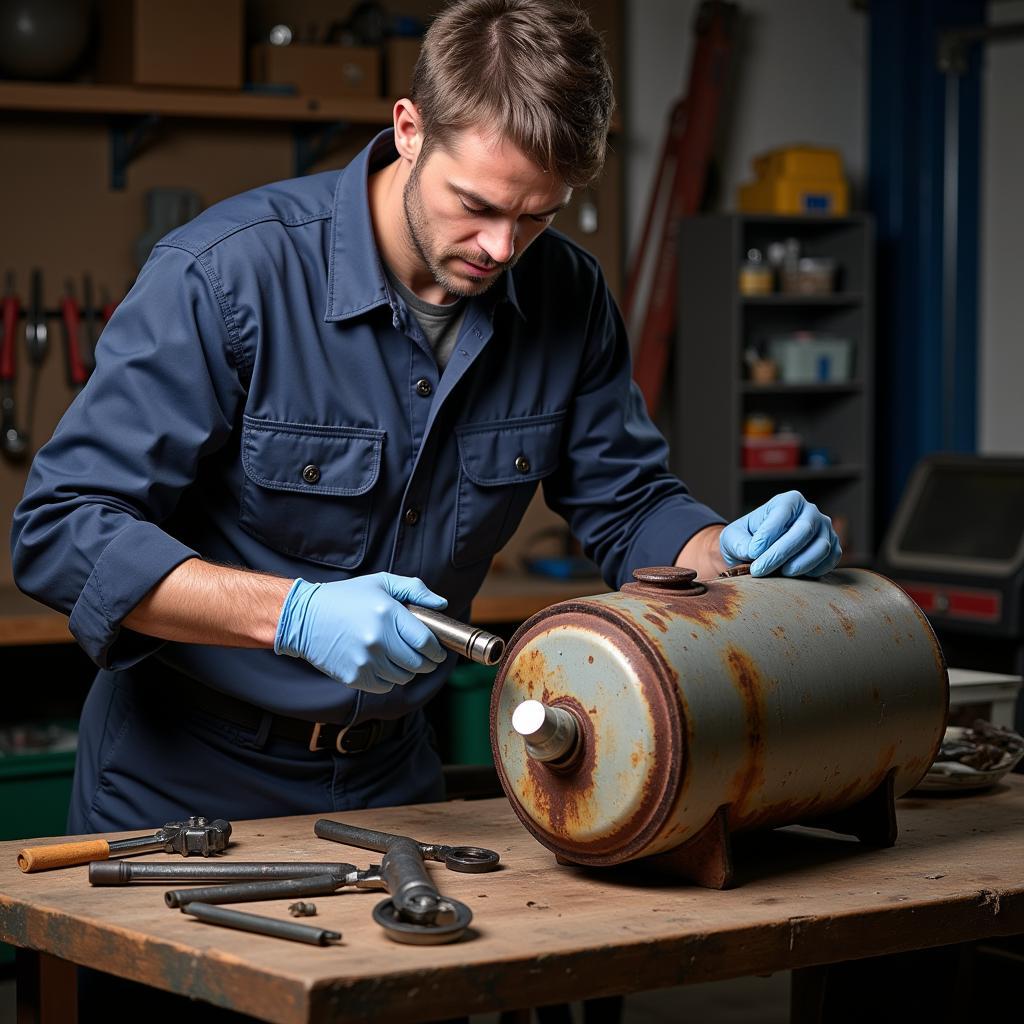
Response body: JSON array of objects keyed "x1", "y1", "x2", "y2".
[{"x1": 878, "y1": 454, "x2": 1024, "y2": 730}]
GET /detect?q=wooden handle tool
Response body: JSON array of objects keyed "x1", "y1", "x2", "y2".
[{"x1": 18, "y1": 840, "x2": 111, "y2": 873}]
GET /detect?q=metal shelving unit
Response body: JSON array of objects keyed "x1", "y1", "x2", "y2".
[{"x1": 671, "y1": 212, "x2": 875, "y2": 561}]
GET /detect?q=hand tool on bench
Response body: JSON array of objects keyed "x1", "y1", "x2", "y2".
[
  {"x1": 315, "y1": 819, "x2": 479, "y2": 943},
  {"x1": 164, "y1": 865, "x2": 384, "y2": 908},
  {"x1": 18, "y1": 816, "x2": 232, "y2": 872},
  {"x1": 0, "y1": 271, "x2": 26, "y2": 460},
  {"x1": 182, "y1": 902, "x2": 342, "y2": 946},
  {"x1": 90, "y1": 859, "x2": 358, "y2": 885},
  {"x1": 406, "y1": 605, "x2": 505, "y2": 666},
  {"x1": 314, "y1": 817, "x2": 500, "y2": 872}
]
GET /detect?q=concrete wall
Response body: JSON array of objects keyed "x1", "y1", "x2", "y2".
[
  {"x1": 979, "y1": 0, "x2": 1024, "y2": 455},
  {"x1": 623, "y1": 0, "x2": 867, "y2": 253}
]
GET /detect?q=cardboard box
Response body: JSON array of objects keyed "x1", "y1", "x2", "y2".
[
  {"x1": 96, "y1": 0, "x2": 244, "y2": 89},
  {"x1": 386, "y1": 37, "x2": 421, "y2": 99},
  {"x1": 251, "y1": 44, "x2": 382, "y2": 99}
]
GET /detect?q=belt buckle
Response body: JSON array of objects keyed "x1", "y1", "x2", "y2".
[{"x1": 309, "y1": 721, "x2": 350, "y2": 754}]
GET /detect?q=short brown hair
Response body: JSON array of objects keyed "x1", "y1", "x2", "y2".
[{"x1": 410, "y1": 0, "x2": 614, "y2": 188}]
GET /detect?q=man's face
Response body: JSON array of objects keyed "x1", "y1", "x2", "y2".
[{"x1": 402, "y1": 126, "x2": 572, "y2": 299}]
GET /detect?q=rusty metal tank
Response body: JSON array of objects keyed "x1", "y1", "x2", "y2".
[{"x1": 490, "y1": 566, "x2": 948, "y2": 886}]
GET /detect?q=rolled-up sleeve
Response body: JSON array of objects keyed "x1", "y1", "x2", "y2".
[
  {"x1": 543, "y1": 271, "x2": 724, "y2": 589},
  {"x1": 10, "y1": 244, "x2": 245, "y2": 668}
]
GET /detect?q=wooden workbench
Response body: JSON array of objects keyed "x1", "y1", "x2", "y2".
[{"x1": 2, "y1": 783, "x2": 1023, "y2": 1023}]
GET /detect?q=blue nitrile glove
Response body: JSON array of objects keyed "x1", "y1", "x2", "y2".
[
  {"x1": 719, "y1": 490, "x2": 841, "y2": 578},
  {"x1": 274, "y1": 573, "x2": 448, "y2": 694}
]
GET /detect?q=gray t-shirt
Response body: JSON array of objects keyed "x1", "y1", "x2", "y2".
[{"x1": 384, "y1": 265, "x2": 467, "y2": 371}]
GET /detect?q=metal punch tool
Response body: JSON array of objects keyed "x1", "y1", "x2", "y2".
[{"x1": 164, "y1": 865, "x2": 385, "y2": 908}]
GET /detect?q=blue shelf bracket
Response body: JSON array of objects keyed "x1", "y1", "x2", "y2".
[
  {"x1": 110, "y1": 114, "x2": 162, "y2": 191},
  {"x1": 294, "y1": 121, "x2": 353, "y2": 177}
]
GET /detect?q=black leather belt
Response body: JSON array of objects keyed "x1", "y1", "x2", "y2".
[{"x1": 173, "y1": 677, "x2": 405, "y2": 754}]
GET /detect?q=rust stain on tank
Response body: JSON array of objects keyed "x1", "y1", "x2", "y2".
[
  {"x1": 770, "y1": 626, "x2": 786, "y2": 640},
  {"x1": 625, "y1": 580, "x2": 743, "y2": 633},
  {"x1": 723, "y1": 645, "x2": 767, "y2": 822},
  {"x1": 513, "y1": 646, "x2": 553, "y2": 699},
  {"x1": 829, "y1": 601, "x2": 857, "y2": 639},
  {"x1": 644, "y1": 613, "x2": 669, "y2": 633},
  {"x1": 587, "y1": 655, "x2": 594, "y2": 664}
]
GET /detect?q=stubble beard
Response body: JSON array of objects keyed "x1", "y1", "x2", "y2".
[{"x1": 402, "y1": 161, "x2": 513, "y2": 299}]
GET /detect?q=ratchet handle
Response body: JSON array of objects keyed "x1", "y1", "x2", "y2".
[
  {"x1": 0, "y1": 294, "x2": 18, "y2": 381},
  {"x1": 18, "y1": 839, "x2": 110, "y2": 873}
]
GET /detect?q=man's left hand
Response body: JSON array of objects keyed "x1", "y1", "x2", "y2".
[{"x1": 720, "y1": 490, "x2": 841, "y2": 578}]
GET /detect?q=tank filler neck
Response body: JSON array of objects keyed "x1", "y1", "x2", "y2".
[
  {"x1": 627, "y1": 566, "x2": 707, "y2": 596},
  {"x1": 512, "y1": 700, "x2": 580, "y2": 766}
]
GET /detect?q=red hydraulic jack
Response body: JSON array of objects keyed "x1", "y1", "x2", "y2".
[{"x1": 625, "y1": 1, "x2": 739, "y2": 417}]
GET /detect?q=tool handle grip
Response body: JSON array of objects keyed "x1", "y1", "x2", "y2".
[
  {"x1": 18, "y1": 839, "x2": 110, "y2": 873},
  {"x1": 61, "y1": 295, "x2": 87, "y2": 388},
  {"x1": 0, "y1": 295, "x2": 18, "y2": 381},
  {"x1": 314, "y1": 818, "x2": 404, "y2": 854}
]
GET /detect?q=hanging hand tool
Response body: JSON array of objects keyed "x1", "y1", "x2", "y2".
[
  {"x1": 99, "y1": 285, "x2": 120, "y2": 326},
  {"x1": 314, "y1": 818, "x2": 500, "y2": 873},
  {"x1": 17, "y1": 815, "x2": 232, "y2": 872},
  {"x1": 89, "y1": 859, "x2": 357, "y2": 886},
  {"x1": 182, "y1": 902, "x2": 342, "y2": 946},
  {"x1": 0, "y1": 272, "x2": 27, "y2": 461},
  {"x1": 164, "y1": 866, "x2": 384, "y2": 908},
  {"x1": 23, "y1": 269, "x2": 49, "y2": 451},
  {"x1": 60, "y1": 280, "x2": 89, "y2": 392},
  {"x1": 82, "y1": 273, "x2": 98, "y2": 376}
]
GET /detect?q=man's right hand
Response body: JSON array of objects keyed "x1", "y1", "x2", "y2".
[{"x1": 274, "y1": 573, "x2": 449, "y2": 694}]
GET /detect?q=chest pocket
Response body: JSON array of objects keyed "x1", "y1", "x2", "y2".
[
  {"x1": 453, "y1": 411, "x2": 565, "y2": 568},
  {"x1": 239, "y1": 415, "x2": 384, "y2": 569}
]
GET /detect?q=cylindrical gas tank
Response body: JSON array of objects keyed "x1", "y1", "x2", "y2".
[{"x1": 490, "y1": 567, "x2": 947, "y2": 878}]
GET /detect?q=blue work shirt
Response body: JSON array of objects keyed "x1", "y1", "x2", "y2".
[{"x1": 11, "y1": 131, "x2": 723, "y2": 728}]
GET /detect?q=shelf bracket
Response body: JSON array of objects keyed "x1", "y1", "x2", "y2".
[
  {"x1": 293, "y1": 121, "x2": 352, "y2": 178},
  {"x1": 110, "y1": 114, "x2": 162, "y2": 191}
]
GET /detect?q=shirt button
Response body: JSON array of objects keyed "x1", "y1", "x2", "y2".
[
  {"x1": 404, "y1": 507, "x2": 420, "y2": 525},
  {"x1": 515, "y1": 455, "x2": 531, "y2": 474},
  {"x1": 415, "y1": 378, "x2": 432, "y2": 397},
  {"x1": 302, "y1": 464, "x2": 321, "y2": 485}
]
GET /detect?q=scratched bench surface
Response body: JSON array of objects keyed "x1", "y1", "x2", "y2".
[{"x1": 2, "y1": 785, "x2": 1023, "y2": 1024}]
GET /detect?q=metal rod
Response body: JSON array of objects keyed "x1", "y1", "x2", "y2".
[
  {"x1": 407, "y1": 605, "x2": 504, "y2": 665},
  {"x1": 512, "y1": 700, "x2": 580, "y2": 764},
  {"x1": 90, "y1": 860, "x2": 356, "y2": 886},
  {"x1": 165, "y1": 873, "x2": 343, "y2": 908},
  {"x1": 181, "y1": 902, "x2": 341, "y2": 946}
]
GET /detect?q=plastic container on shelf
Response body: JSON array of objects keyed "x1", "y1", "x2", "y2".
[
  {"x1": 741, "y1": 433, "x2": 801, "y2": 470},
  {"x1": 769, "y1": 334, "x2": 853, "y2": 383}
]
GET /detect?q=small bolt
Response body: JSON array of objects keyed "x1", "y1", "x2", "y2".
[{"x1": 288, "y1": 902, "x2": 318, "y2": 917}]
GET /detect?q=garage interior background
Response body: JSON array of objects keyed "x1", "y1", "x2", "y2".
[{"x1": 0, "y1": 2, "x2": 1021, "y2": 726}]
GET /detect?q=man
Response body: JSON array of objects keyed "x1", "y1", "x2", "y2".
[{"x1": 11, "y1": 0, "x2": 839, "y2": 838}]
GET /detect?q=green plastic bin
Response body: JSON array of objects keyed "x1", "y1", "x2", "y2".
[
  {"x1": 447, "y1": 663, "x2": 498, "y2": 765},
  {"x1": 0, "y1": 725, "x2": 77, "y2": 967}
]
